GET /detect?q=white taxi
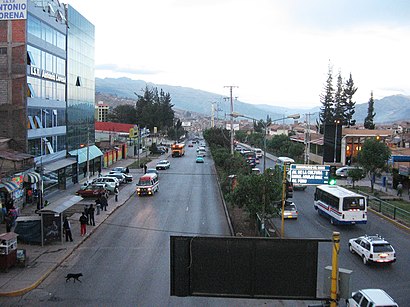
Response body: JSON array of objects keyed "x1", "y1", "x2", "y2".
[{"x1": 348, "y1": 234, "x2": 396, "y2": 265}]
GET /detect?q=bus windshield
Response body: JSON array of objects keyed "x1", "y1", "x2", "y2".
[{"x1": 343, "y1": 197, "x2": 365, "y2": 211}]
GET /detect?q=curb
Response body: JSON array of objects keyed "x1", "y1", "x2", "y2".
[{"x1": 0, "y1": 186, "x2": 136, "y2": 297}]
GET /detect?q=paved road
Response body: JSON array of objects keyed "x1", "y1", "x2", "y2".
[
  {"x1": 0, "y1": 146, "x2": 313, "y2": 306},
  {"x1": 271, "y1": 186, "x2": 410, "y2": 306}
]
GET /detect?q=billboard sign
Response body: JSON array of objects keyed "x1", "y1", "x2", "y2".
[
  {"x1": 0, "y1": 0, "x2": 27, "y2": 20},
  {"x1": 289, "y1": 164, "x2": 330, "y2": 185}
]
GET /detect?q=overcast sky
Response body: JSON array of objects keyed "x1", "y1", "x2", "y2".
[{"x1": 63, "y1": 0, "x2": 410, "y2": 109}]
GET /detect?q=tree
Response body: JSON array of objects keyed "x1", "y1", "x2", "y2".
[
  {"x1": 230, "y1": 171, "x2": 282, "y2": 218},
  {"x1": 343, "y1": 73, "x2": 357, "y2": 127},
  {"x1": 106, "y1": 104, "x2": 137, "y2": 124},
  {"x1": 347, "y1": 168, "x2": 364, "y2": 188},
  {"x1": 134, "y1": 86, "x2": 175, "y2": 132},
  {"x1": 319, "y1": 63, "x2": 335, "y2": 133},
  {"x1": 333, "y1": 71, "x2": 346, "y2": 123},
  {"x1": 364, "y1": 91, "x2": 376, "y2": 129},
  {"x1": 357, "y1": 138, "x2": 391, "y2": 192}
]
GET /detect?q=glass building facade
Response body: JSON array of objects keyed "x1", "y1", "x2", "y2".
[
  {"x1": 0, "y1": 0, "x2": 98, "y2": 194},
  {"x1": 26, "y1": 1, "x2": 68, "y2": 161},
  {"x1": 66, "y1": 5, "x2": 95, "y2": 152}
]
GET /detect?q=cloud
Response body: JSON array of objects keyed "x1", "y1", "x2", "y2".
[{"x1": 95, "y1": 64, "x2": 161, "y2": 75}]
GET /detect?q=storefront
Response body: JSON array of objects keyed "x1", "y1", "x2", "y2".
[
  {"x1": 0, "y1": 178, "x2": 24, "y2": 213},
  {"x1": 69, "y1": 145, "x2": 103, "y2": 181}
]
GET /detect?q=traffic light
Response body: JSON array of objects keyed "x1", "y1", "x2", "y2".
[{"x1": 329, "y1": 166, "x2": 337, "y2": 185}]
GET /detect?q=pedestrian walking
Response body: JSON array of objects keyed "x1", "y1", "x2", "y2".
[
  {"x1": 144, "y1": 164, "x2": 147, "y2": 174},
  {"x1": 114, "y1": 186, "x2": 119, "y2": 202},
  {"x1": 98, "y1": 166, "x2": 101, "y2": 177},
  {"x1": 83, "y1": 166, "x2": 87, "y2": 178},
  {"x1": 125, "y1": 167, "x2": 129, "y2": 174},
  {"x1": 79, "y1": 212, "x2": 88, "y2": 236},
  {"x1": 88, "y1": 204, "x2": 95, "y2": 226},
  {"x1": 397, "y1": 182, "x2": 403, "y2": 197},
  {"x1": 63, "y1": 217, "x2": 73, "y2": 242}
]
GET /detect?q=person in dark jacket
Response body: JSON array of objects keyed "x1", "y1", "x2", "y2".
[
  {"x1": 114, "y1": 186, "x2": 119, "y2": 202},
  {"x1": 79, "y1": 212, "x2": 88, "y2": 236},
  {"x1": 88, "y1": 204, "x2": 95, "y2": 226},
  {"x1": 63, "y1": 217, "x2": 73, "y2": 242},
  {"x1": 100, "y1": 194, "x2": 108, "y2": 211}
]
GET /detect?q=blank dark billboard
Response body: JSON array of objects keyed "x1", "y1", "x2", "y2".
[{"x1": 170, "y1": 236, "x2": 329, "y2": 300}]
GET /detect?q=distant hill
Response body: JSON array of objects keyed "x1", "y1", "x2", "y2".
[{"x1": 96, "y1": 77, "x2": 410, "y2": 124}]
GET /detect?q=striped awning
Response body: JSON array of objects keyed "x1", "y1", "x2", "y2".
[
  {"x1": 24, "y1": 172, "x2": 42, "y2": 183},
  {"x1": 0, "y1": 181, "x2": 20, "y2": 193}
]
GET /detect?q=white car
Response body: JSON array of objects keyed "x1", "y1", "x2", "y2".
[
  {"x1": 109, "y1": 171, "x2": 133, "y2": 183},
  {"x1": 92, "y1": 176, "x2": 119, "y2": 193},
  {"x1": 347, "y1": 289, "x2": 398, "y2": 307},
  {"x1": 156, "y1": 160, "x2": 170, "y2": 170},
  {"x1": 336, "y1": 166, "x2": 364, "y2": 178},
  {"x1": 106, "y1": 173, "x2": 126, "y2": 184},
  {"x1": 348, "y1": 235, "x2": 396, "y2": 265}
]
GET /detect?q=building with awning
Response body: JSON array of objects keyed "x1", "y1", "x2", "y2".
[
  {"x1": 0, "y1": 181, "x2": 20, "y2": 193},
  {"x1": 69, "y1": 145, "x2": 103, "y2": 165},
  {"x1": 23, "y1": 172, "x2": 42, "y2": 184}
]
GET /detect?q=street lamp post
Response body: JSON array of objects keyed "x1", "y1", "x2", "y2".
[{"x1": 230, "y1": 112, "x2": 300, "y2": 235}]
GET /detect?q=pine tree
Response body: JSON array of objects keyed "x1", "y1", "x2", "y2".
[
  {"x1": 364, "y1": 91, "x2": 376, "y2": 129},
  {"x1": 343, "y1": 73, "x2": 357, "y2": 127},
  {"x1": 318, "y1": 63, "x2": 335, "y2": 133},
  {"x1": 333, "y1": 71, "x2": 345, "y2": 123}
]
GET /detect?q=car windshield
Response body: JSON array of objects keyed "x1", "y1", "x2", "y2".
[
  {"x1": 373, "y1": 243, "x2": 393, "y2": 253},
  {"x1": 343, "y1": 197, "x2": 365, "y2": 211},
  {"x1": 138, "y1": 180, "x2": 151, "y2": 186}
]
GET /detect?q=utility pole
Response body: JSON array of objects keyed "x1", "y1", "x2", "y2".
[{"x1": 224, "y1": 85, "x2": 238, "y2": 155}]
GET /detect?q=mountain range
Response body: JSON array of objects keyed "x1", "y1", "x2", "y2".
[{"x1": 96, "y1": 77, "x2": 410, "y2": 124}]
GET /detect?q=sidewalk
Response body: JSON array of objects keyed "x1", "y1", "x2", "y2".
[{"x1": 0, "y1": 155, "x2": 161, "y2": 296}]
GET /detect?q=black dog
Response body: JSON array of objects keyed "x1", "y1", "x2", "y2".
[{"x1": 65, "y1": 273, "x2": 83, "y2": 283}]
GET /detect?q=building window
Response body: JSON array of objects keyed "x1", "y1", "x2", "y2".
[
  {"x1": 0, "y1": 47, "x2": 6, "y2": 55},
  {"x1": 27, "y1": 83, "x2": 35, "y2": 98},
  {"x1": 76, "y1": 76, "x2": 82, "y2": 87}
]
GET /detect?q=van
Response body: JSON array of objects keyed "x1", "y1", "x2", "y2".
[
  {"x1": 136, "y1": 173, "x2": 159, "y2": 196},
  {"x1": 347, "y1": 289, "x2": 398, "y2": 307},
  {"x1": 253, "y1": 148, "x2": 263, "y2": 158}
]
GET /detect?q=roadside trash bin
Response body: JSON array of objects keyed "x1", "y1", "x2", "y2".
[{"x1": 382, "y1": 176, "x2": 386, "y2": 187}]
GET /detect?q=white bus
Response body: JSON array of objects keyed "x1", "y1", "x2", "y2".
[
  {"x1": 314, "y1": 185, "x2": 367, "y2": 225},
  {"x1": 276, "y1": 157, "x2": 295, "y2": 171}
]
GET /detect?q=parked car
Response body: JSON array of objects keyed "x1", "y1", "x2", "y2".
[
  {"x1": 346, "y1": 289, "x2": 398, "y2": 307},
  {"x1": 336, "y1": 166, "x2": 365, "y2": 178},
  {"x1": 348, "y1": 234, "x2": 396, "y2": 265},
  {"x1": 106, "y1": 173, "x2": 126, "y2": 184},
  {"x1": 196, "y1": 156, "x2": 204, "y2": 163},
  {"x1": 92, "y1": 176, "x2": 118, "y2": 193},
  {"x1": 76, "y1": 184, "x2": 108, "y2": 198},
  {"x1": 156, "y1": 160, "x2": 171, "y2": 170},
  {"x1": 111, "y1": 166, "x2": 129, "y2": 174},
  {"x1": 280, "y1": 201, "x2": 298, "y2": 219},
  {"x1": 109, "y1": 171, "x2": 133, "y2": 183}
]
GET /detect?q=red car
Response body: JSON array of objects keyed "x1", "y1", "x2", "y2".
[{"x1": 76, "y1": 184, "x2": 108, "y2": 198}]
